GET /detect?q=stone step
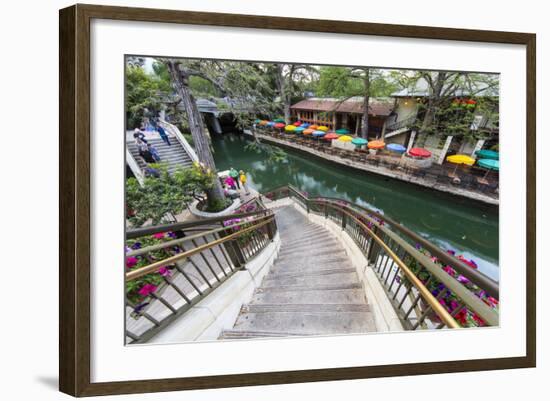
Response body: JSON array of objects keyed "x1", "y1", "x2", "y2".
[
  {"x1": 280, "y1": 226, "x2": 326, "y2": 239},
  {"x1": 241, "y1": 303, "x2": 371, "y2": 313},
  {"x1": 277, "y1": 244, "x2": 344, "y2": 259},
  {"x1": 258, "y1": 282, "x2": 362, "y2": 293},
  {"x1": 266, "y1": 267, "x2": 355, "y2": 280},
  {"x1": 251, "y1": 288, "x2": 366, "y2": 305},
  {"x1": 275, "y1": 249, "x2": 348, "y2": 266},
  {"x1": 232, "y1": 309, "x2": 376, "y2": 334},
  {"x1": 219, "y1": 330, "x2": 307, "y2": 339},
  {"x1": 279, "y1": 235, "x2": 335, "y2": 251},
  {"x1": 270, "y1": 259, "x2": 350, "y2": 275},
  {"x1": 262, "y1": 271, "x2": 358, "y2": 288},
  {"x1": 273, "y1": 255, "x2": 349, "y2": 272}
]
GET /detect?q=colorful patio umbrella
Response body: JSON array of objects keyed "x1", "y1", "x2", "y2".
[
  {"x1": 266, "y1": 121, "x2": 275, "y2": 127},
  {"x1": 274, "y1": 122, "x2": 285, "y2": 129},
  {"x1": 303, "y1": 129, "x2": 314, "y2": 135},
  {"x1": 294, "y1": 126, "x2": 305, "y2": 134},
  {"x1": 335, "y1": 128, "x2": 350, "y2": 135},
  {"x1": 446, "y1": 154, "x2": 476, "y2": 175},
  {"x1": 259, "y1": 120, "x2": 268, "y2": 126},
  {"x1": 408, "y1": 147, "x2": 432, "y2": 158},
  {"x1": 477, "y1": 158, "x2": 499, "y2": 179},
  {"x1": 274, "y1": 118, "x2": 286, "y2": 123},
  {"x1": 324, "y1": 132, "x2": 340, "y2": 141},
  {"x1": 293, "y1": 121, "x2": 302, "y2": 126},
  {"x1": 368, "y1": 140, "x2": 386, "y2": 149},
  {"x1": 317, "y1": 126, "x2": 329, "y2": 132},
  {"x1": 312, "y1": 131, "x2": 326, "y2": 138},
  {"x1": 301, "y1": 123, "x2": 311, "y2": 128},
  {"x1": 351, "y1": 137, "x2": 368, "y2": 146},
  {"x1": 254, "y1": 119, "x2": 261, "y2": 124},
  {"x1": 338, "y1": 135, "x2": 353, "y2": 142},
  {"x1": 476, "y1": 149, "x2": 499, "y2": 160},
  {"x1": 387, "y1": 143, "x2": 406, "y2": 154},
  {"x1": 309, "y1": 124, "x2": 319, "y2": 130},
  {"x1": 285, "y1": 125, "x2": 296, "y2": 132}
]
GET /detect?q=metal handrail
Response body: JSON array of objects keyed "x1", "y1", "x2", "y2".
[
  {"x1": 266, "y1": 184, "x2": 498, "y2": 299},
  {"x1": 126, "y1": 216, "x2": 275, "y2": 281},
  {"x1": 321, "y1": 202, "x2": 459, "y2": 328},
  {"x1": 127, "y1": 208, "x2": 271, "y2": 239},
  {"x1": 126, "y1": 214, "x2": 273, "y2": 257}
]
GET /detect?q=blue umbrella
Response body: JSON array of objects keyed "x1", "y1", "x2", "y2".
[
  {"x1": 266, "y1": 121, "x2": 275, "y2": 127},
  {"x1": 312, "y1": 131, "x2": 326, "y2": 138},
  {"x1": 301, "y1": 123, "x2": 311, "y2": 128},
  {"x1": 387, "y1": 143, "x2": 406, "y2": 154},
  {"x1": 294, "y1": 126, "x2": 305, "y2": 134},
  {"x1": 477, "y1": 158, "x2": 499, "y2": 179}
]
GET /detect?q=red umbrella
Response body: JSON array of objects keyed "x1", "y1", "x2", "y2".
[
  {"x1": 274, "y1": 122, "x2": 285, "y2": 129},
  {"x1": 324, "y1": 132, "x2": 340, "y2": 141},
  {"x1": 408, "y1": 147, "x2": 432, "y2": 158},
  {"x1": 293, "y1": 121, "x2": 302, "y2": 126}
]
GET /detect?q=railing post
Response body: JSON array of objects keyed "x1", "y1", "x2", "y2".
[
  {"x1": 306, "y1": 199, "x2": 310, "y2": 214},
  {"x1": 341, "y1": 210, "x2": 347, "y2": 230}
]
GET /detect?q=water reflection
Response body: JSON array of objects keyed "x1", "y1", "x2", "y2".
[{"x1": 212, "y1": 134, "x2": 499, "y2": 280}]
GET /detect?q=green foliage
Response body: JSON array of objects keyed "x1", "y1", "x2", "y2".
[
  {"x1": 125, "y1": 64, "x2": 171, "y2": 128},
  {"x1": 126, "y1": 163, "x2": 216, "y2": 227},
  {"x1": 315, "y1": 67, "x2": 398, "y2": 98}
]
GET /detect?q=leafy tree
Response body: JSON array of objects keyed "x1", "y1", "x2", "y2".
[
  {"x1": 126, "y1": 163, "x2": 216, "y2": 227},
  {"x1": 315, "y1": 67, "x2": 398, "y2": 138},
  {"x1": 125, "y1": 64, "x2": 171, "y2": 128}
]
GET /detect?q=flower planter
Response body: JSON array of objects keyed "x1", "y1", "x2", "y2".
[{"x1": 189, "y1": 198, "x2": 242, "y2": 219}]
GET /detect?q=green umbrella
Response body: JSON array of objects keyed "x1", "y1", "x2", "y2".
[
  {"x1": 476, "y1": 149, "x2": 499, "y2": 160},
  {"x1": 335, "y1": 128, "x2": 350, "y2": 135},
  {"x1": 274, "y1": 118, "x2": 286, "y2": 123},
  {"x1": 477, "y1": 158, "x2": 499, "y2": 179},
  {"x1": 351, "y1": 137, "x2": 368, "y2": 146}
]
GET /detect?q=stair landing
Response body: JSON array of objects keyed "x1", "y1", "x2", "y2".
[{"x1": 220, "y1": 206, "x2": 377, "y2": 339}]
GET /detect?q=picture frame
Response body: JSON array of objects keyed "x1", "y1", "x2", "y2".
[{"x1": 59, "y1": 3, "x2": 536, "y2": 397}]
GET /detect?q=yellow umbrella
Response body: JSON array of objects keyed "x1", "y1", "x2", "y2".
[
  {"x1": 446, "y1": 154, "x2": 476, "y2": 175},
  {"x1": 338, "y1": 135, "x2": 353, "y2": 142},
  {"x1": 285, "y1": 125, "x2": 296, "y2": 132},
  {"x1": 317, "y1": 126, "x2": 329, "y2": 132}
]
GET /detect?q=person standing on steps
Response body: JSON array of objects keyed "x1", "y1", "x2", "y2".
[
  {"x1": 147, "y1": 142, "x2": 161, "y2": 162},
  {"x1": 137, "y1": 139, "x2": 155, "y2": 163},
  {"x1": 133, "y1": 127, "x2": 147, "y2": 144},
  {"x1": 229, "y1": 167, "x2": 240, "y2": 189},
  {"x1": 239, "y1": 170, "x2": 250, "y2": 195},
  {"x1": 156, "y1": 123, "x2": 171, "y2": 146}
]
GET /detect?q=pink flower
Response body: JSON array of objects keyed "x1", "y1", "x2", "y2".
[
  {"x1": 152, "y1": 232, "x2": 166, "y2": 239},
  {"x1": 443, "y1": 265, "x2": 456, "y2": 276},
  {"x1": 126, "y1": 256, "x2": 138, "y2": 268},
  {"x1": 158, "y1": 266, "x2": 171, "y2": 277},
  {"x1": 138, "y1": 284, "x2": 157, "y2": 297},
  {"x1": 457, "y1": 275, "x2": 470, "y2": 284}
]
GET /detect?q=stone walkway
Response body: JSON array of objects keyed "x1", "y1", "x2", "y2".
[{"x1": 255, "y1": 133, "x2": 498, "y2": 206}]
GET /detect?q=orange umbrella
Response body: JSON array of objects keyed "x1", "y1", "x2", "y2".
[
  {"x1": 309, "y1": 124, "x2": 318, "y2": 130},
  {"x1": 303, "y1": 129, "x2": 314, "y2": 135},
  {"x1": 368, "y1": 140, "x2": 385, "y2": 150},
  {"x1": 324, "y1": 132, "x2": 339, "y2": 140}
]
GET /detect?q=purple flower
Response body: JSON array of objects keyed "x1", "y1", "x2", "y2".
[
  {"x1": 138, "y1": 284, "x2": 157, "y2": 297},
  {"x1": 126, "y1": 256, "x2": 138, "y2": 268},
  {"x1": 158, "y1": 266, "x2": 171, "y2": 277},
  {"x1": 133, "y1": 302, "x2": 149, "y2": 313},
  {"x1": 447, "y1": 249, "x2": 456, "y2": 256},
  {"x1": 457, "y1": 275, "x2": 470, "y2": 284},
  {"x1": 131, "y1": 242, "x2": 142, "y2": 250},
  {"x1": 167, "y1": 232, "x2": 177, "y2": 239},
  {"x1": 415, "y1": 243, "x2": 422, "y2": 250}
]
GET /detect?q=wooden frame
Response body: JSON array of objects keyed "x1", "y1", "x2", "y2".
[{"x1": 59, "y1": 3, "x2": 536, "y2": 397}]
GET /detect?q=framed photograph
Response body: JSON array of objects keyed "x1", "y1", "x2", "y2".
[{"x1": 59, "y1": 4, "x2": 536, "y2": 397}]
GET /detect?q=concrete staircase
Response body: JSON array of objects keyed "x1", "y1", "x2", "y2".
[
  {"x1": 220, "y1": 206, "x2": 376, "y2": 339},
  {"x1": 126, "y1": 132, "x2": 194, "y2": 175}
]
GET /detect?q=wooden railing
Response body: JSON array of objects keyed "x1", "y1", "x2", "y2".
[
  {"x1": 124, "y1": 206, "x2": 277, "y2": 344},
  {"x1": 262, "y1": 185, "x2": 499, "y2": 330}
]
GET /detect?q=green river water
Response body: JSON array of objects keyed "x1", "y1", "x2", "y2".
[{"x1": 212, "y1": 134, "x2": 499, "y2": 281}]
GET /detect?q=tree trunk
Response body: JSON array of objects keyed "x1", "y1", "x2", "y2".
[
  {"x1": 276, "y1": 65, "x2": 292, "y2": 123},
  {"x1": 166, "y1": 61, "x2": 226, "y2": 208},
  {"x1": 360, "y1": 69, "x2": 370, "y2": 139}
]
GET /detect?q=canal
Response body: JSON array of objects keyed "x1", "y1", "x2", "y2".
[{"x1": 212, "y1": 134, "x2": 499, "y2": 281}]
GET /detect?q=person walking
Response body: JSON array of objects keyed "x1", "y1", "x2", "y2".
[
  {"x1": 157, "y1": 124, "x2": 171, "y2": 146},
  {"x1": 147, "y1": 143, "x2": 161, "y2": 162},
  {"x1": 229, "y1": 167, "x2": 240, "y2": 189},
  {"x1": 239, "y1": 170, "x2": 249, "y2": 195},
  {"x1": 137, "y1": 139, "x2": 155, "y2": 163}
]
